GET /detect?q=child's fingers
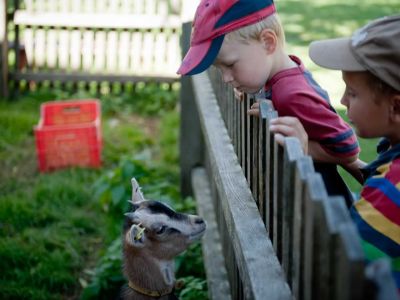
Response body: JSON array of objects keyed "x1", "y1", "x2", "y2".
[
  {"x1": 247, "y1": 108, "x2": 260, "y2": 117},
  {"x1": 234, "y1": 88, "x2": 244, "y2": 101},
  {"x1": 269, "y1": 116, "x2": 308, "y2": 153},
  {"x1": 247, "y1": 101, "x2": 260, "y2": 117},
  {"x1": 273, "y1": 133, "x2": 285, "y2": 146}
]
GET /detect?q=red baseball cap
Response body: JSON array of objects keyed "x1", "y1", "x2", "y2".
[{"x1": 177, "y1": 0, "x2": 276, "y2": 75}]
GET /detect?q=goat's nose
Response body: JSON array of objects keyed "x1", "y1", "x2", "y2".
[{"x1": 194, "y1": 217, "x2": 205, "y2": 225}]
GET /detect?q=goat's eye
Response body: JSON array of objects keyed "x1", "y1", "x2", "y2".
[{"x1": 156, "y1": 225, "x2": 167, "y2": 235}]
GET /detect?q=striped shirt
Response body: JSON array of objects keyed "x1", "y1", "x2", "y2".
[{"x1": 350, "y1": 139, "x2": 400, "y2": 290}]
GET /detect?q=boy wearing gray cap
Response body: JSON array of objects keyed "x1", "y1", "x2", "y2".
[{"x1": 271, "y1": 15, "x2": 400, "y2": 290}]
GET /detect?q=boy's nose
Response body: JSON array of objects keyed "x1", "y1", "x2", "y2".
[
  {"x1": 222, "y1": 71, "x2": 233, "y2": 83},
  {"x1": 340, "y1": 95, "x2": 348, "y2": 107}
]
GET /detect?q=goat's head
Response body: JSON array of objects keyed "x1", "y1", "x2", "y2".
[{"x1": 124, "y1": 200, "x2": 206, "y2": 259}]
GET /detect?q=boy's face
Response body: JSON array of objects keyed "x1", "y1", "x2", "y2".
[
  {"x1": 340, "y1": 71, "x2": 391, "y2": 139},
  {"x1": 213, "y1": 37, "x2": 272, "y2": 94}
]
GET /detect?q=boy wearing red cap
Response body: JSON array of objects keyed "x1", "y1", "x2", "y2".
[
  {"x1": 178, "y1": 0, "x2": 360, "y2": 206},
  {"x1": 271, "y1": 15, "x2": 400, "y2": 291}
]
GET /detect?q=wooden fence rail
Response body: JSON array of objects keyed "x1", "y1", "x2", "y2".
[
  {"x1": 179, "y1": 21, "x2": 398, "y2": 300},
  {"x1": 1, "y1": 0, "x2": 194, "y2": 97}
]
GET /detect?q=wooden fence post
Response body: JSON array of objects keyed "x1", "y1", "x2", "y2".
[
  {"x1": 0, "y1": 0, "x2": 8, "y2": 98},
  {"x1": 179, "y1": 21, "x2": 204, "y2": 197}
]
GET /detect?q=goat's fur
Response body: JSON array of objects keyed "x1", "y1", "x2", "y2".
[{"x1": 121, "y1": 179, "x2": 206, "y2": 300}]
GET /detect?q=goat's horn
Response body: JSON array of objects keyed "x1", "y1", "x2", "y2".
[{"x1": 131, "y1": 178, "x2": 145, "y2": 202}]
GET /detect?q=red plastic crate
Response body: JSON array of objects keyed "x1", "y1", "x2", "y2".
[{"x1": 34, "y1": 99, "x2": 102, "y2": 172}]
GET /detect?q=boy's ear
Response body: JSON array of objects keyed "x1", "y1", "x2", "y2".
[
  {"x1": 389, "y1": 94, "x2": 400, "y2": 123},
  {"x1": 259, "y1": 28, "x2": 277, "y2": 54}
]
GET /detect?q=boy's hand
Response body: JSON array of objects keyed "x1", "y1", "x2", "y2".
[
  {"x1": 248, "y1": 101, "x2": 260, "y2": 116},
  {"x1": 269, "y1": 117, "x2": 308, "y2": 154},
  {"x1": 341, "y1": 159, "x2": 367, "y2": 184},
  {"x1": 234, "y1": 88, "x2": 244, "y2": 101}
]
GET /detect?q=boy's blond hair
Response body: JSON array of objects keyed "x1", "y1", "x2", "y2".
[{"x1": 225, "y1": 13, "x2": 285, "y2": 46}]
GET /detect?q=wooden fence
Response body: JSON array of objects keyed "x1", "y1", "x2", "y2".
[
  {"x1": 0, "y1": 0, "x2": 194, "y2": 97},
  {"x1": 179, "y1": 22, "x2": 399, "y2": 300}
]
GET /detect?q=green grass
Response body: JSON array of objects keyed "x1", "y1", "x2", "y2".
[{"x1": 0, "y1": 85, "x2": 206, "y2": 299}]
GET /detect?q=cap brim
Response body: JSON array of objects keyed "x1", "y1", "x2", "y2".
[
  {"x1": 177, "y1": 35, "x2": 225, "y2": 76},
  {"x1": 309, "y1": 38, "x2": 366, "y2": 71}
]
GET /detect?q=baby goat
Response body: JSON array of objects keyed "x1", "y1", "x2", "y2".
[{"x1": 122, "y1": 179, "x2": 206, "y2": 300}]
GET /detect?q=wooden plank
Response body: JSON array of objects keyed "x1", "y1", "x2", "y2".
[
  {"x1": 58, "y1": 29, "x2": 69, "y2": 70},
  {"x1": 291, "y1": 156, "x2": 314, "y2": 299},
  {"x1": 179, "y1": 22, "x2": 203, "y2": 197},
  {"x1": 12, "y1": 71, "x2": 178, "y2": 83},
  {"x1": 45, "y1": 29, "x2": 57, "y2": 68},
  {"x1": 0, "y1": 0, "x2": 8, "y2": 98},
  {"x1": 166, "y1": 30, "x2": 180, "y2": 75},
  {"x1": 82, "y1": 30, "x2": 95, "y2": 72},
  {"x1": 130, "y1": 31, "x2": 142, "y2": 73},
  {"x1": 192, "y1": 167, "x2": 232, "y2": 300},
  {"x1": 34, "y1": 28, "x2": 46, "y2": 68},
  {"x1": 364, "y1": 259, "x2": 400, "y2": 300},
  {"x1": 335, "y1": 223, "x2": 366, "y2": 300},
  {"x1": 321, "y1": 196, "x2": 351, "y2": 300},
  {"x1": 192, "y1": 72, "x2": 291, "y2": 300},
  {"x1": 94, "y1": 31, "x2": 106, "y2": 72},
  {"x1": 281, "y1": 137, "x2": 303, "y2": 283},
  {"x1": 302, "y1": 173, "x2": 328, "y2": 300},
  {"x1": 70, "y1": 29, "x2": 81, "y2": 71},
  {"x1": 14, "y1": 11, "x2": 182, "y2": 29},
  {"x1": 257, "y1": 109, "x2": 266, "y2": 222},
  {"x1": 118, "y1": 30, "x2": 130, "y2": 73},
  {"x1": 142, "y1": 30, "x2": 155, "y2": 73},
  {"x1": 272, "y1": 139, "x2": 283, "y2": 258},
  {"x1": 106, "y1": 30, "x2": 118, "y2": 72}
]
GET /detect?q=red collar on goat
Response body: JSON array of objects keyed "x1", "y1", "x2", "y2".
[{"x1": 128, "y1": 280, "x2": 173, "y2": 297}]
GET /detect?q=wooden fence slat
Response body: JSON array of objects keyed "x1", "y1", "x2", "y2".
[
  {"x1": 58, "y1": 29, "x2": 69, "y2": 70},
  {"x1": 0, "y1": 0, "x2": 8, "y2": 97},
  {"x1": 46, "y1": 29, "x2": 57, "y2": 68},
  {"x1": 192, "y1": 167, "x2": 232, "y2": 300},
  {"x1": 335, "y1": 223, "x2": 366, "y2": 300},
  {"x1": 82, "y1": 30, "x2": 95, "y2": 72},
  {"x1": 291, "y1": 156, "x2": 314, "y2": 299},
  {"x1": 302, "y1": 173, "x2": 329, "y2": 300},
  {"x1": 106, "y1": 31, "x2": 118, "y2": 72},
  {"x1": 70, "y1": 29, "x2": 81, "y2": 71},
  {"x1": 281, "y1": 137, "x2": 303, "y2": 283},
  {"x1": 14, "y1": 11, "x2": 182, "y2": 29},
  {"x1": 179, "y1": 22, "x2": 203, "y2": 197},
  {"x1": 319, "y1": 196, "x2": 351, "y2": 300},
  {"x1": 118, "y1": 30, "x2": 130, "y2": 73},
  {"x1": 272, "y1": 139, "x2": 283, "y2": 258},
  {"x1": 259, "y1": 100, "x2": 277, "y2": 236}
]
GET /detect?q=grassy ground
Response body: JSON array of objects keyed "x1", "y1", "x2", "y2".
[{"x1": 0, "y1": 86, "x2": 207, "y2": 300}]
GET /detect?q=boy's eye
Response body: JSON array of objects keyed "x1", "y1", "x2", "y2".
[{"x1": 344, "y1": 87, "x2": 356, "y2": 98}]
